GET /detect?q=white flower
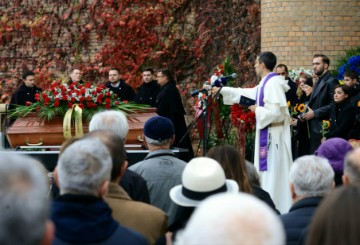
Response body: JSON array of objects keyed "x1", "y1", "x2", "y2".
[{"x1": 289, "y1": 67, "x2": 313, "y2": 82}]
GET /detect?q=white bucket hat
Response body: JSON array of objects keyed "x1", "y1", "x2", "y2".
[{"x1": 170, "y1": 157, "x2": 239, "y2": 207}]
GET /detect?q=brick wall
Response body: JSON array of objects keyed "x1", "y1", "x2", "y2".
[{"x1": 261, "y1": 0, "x2": 360, "y2": 70}]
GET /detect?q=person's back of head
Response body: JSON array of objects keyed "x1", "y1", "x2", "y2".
[
  {"x1": 89, "y1": 110, "x2": 129, "y2": 141},
  {"x1": 57, "y1": 138, "x2": 112, "y2": 196},
  {"x1": 170, "y1": 157, "x2": 239, "y2": 207},
  {"x1": 306, "y1": 185, "x2": 360, "y2": 245},
  {"x1": 290, "y1": 155, "x2": 334, "y2": 198},
  {"x1": 315, "y1": 138, "x2": 353, "y2": 186},
  {"x1": 84, "y1": 130, "x2": 127, "y2": 182},
  {"x1": 206, "y1": 144, "x2": 252, "y2": 193},
  {"x1": 258, "y1": 51, "x2": 277, "y2": 71},
  {"x1": 245, "y1": 160, "x2": 261, "y2": 187},
  {"x1": 0, "y1": 152, "x2": 53, "y2": 245},
  {"x1": 143, "y1": 116, "x2": 175, "y2": 148},
  {"x1": 343, "y1": 148, "x2": 360, "y2": 186},
  {"x1": 176, "y1": 192, "x2": 285, "y2": 245}
]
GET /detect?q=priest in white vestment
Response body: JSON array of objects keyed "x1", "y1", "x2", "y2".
[{"x1": 212, "y1": 52, "x2": 292, "y2": 213}]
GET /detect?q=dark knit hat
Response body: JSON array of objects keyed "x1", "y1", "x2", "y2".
[
  {"x1": 144, "y1": 116, "x2": 175, "y2": 141},
  {"x1": 304, "y1": 78, "x2": 313, "y2": 87},
  {"x1": 315, "y1": 138, "x2": 353, "y2": 174}
]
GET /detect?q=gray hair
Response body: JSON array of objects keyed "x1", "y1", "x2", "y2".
[
  {"x1": 344, "y1": 150, "x2": 360, "y2": 185},
  {"x1": 290, "y1": 155, "x2": 334, "y2": 197},
  {"x1": 176, "y1": 193, "x2": 285, "y2": 245},
  {"x1": 144, "y1": 136, "x2": 170, "y2": 146},
  {"x1": 245, "y1": 160, "x2": 261, "y2": 187},
  {"x1": 89, "y1": 110, "x2": 129, "y2": 141},
  {"x1": 57, "y1": 138, "x2": 112, "y2": 196},
  {"x1": 0, "y1": 152, "x2": 49, "y2": 245}
]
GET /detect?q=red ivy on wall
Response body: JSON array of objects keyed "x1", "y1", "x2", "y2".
[{"x1": 0, "y1": 0, "x2": 195, "y2": 90}]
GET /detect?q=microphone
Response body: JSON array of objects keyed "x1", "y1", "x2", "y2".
[
  {"x1": 211, "y1": 73, "x2": 237, "y2": 87},
  {"x1": 190, "y1": 73, "x2": 237, "y2": 96},
  {"x1": 190, "y1": 88, "x2": 208, "y2": 97}
]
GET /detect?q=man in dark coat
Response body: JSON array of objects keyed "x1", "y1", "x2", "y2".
[
  {"x1": 51, "y1": 137, "x2": 147, "y2": 245},
  {"x1": 9, "y1": 70, "x2": 42, "y2": 110},
  {"x1": 344, "y1": 70, "x2": 360, "y2": 139},
  {"x1": 67, "y1": 68, "x2": 84, "y2": 84},
  {"x1": 302, "y1": 54, "x2": 339, "y2": 153},
  {"x1": 155, "y1": 69, "x2": 194, "y2": 162},
  {"x1": 134, "y1": 68, "x2": 160, "y2": 107},
  {"x1": 105, "y1": 68, "x2": 135, "y2": 102},
  {"x1": 276, "y1": 64, "x2": 298, "y2": 106},
  {"x1": 280, "y1": 155, "x2": 334, "y2": 245}
]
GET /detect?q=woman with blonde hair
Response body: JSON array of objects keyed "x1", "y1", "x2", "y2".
[{"x1": 296, "y1": 72, "x2": 312, "y2": 101}]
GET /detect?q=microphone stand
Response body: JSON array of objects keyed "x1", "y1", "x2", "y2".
[{"x1": 180, "y1": 87, "x2": 223, "y2": 156}]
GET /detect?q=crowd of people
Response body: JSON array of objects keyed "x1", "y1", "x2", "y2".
[{"x1": 1, "y1": 51, "x2": 360, "y2": 245}]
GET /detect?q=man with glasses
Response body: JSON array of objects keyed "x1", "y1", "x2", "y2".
[{"x1": 276, "y1": 64, "x2": 297, "y2": 106}]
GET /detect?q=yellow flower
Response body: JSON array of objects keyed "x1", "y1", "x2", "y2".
[
  {"x1": 357, "y1": 100, "x2": 360, "y2": 107},
  {"x1": 293, "y1": 104, "x2": 298, "y2": 113},
  {"x1": 339, "y1": 80, "x2": 345, "y2": 85},
  {"x1": 297, "y1": 103, "x2": 306, "y2": 113},
  {"x1": 287, "y1": 101, "x2": 291, "y2": 108},
  {"x1": 322, "y1": 120, "x2": 330, "y2": 129}
]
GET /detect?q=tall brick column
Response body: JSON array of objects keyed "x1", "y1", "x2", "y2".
[{"x1": 261, "y1": 0, "x2": 360, "y2": 70}]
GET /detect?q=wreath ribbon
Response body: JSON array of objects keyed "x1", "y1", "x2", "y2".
[{"x1": 63, "y1": 104, "x2": 83, "y2": 139}]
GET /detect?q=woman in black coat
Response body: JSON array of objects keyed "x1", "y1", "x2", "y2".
[
  {"x1": 292, "y1": 78, "x2": 314, "y2": 157},
  {"x1": 325, "y1": 85, "x2": 355, "y2": 140},
  {"x1": 155, "y1": 69, "x2": 194, "y2": 161}
]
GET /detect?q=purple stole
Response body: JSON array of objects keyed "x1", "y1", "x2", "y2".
[{"x1": 256, "y1": 72, "x2": 278, "y2": 171}]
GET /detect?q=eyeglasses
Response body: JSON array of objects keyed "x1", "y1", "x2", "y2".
[
  {"x1": 277, "y1": 72, "x2": 286, "y2": 76},
  {"x1": 156, "y1": 75, "x2": 165, "y2": 78}
]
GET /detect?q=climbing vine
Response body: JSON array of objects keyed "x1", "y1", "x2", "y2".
[
  {"x1": 0, "y1": 0, "x2": 194, "y2": 88},
  {"x1": 0, "y1": 0, "x2": 260, "y2": 105}
]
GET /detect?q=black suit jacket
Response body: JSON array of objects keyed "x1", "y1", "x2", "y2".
[
  {"x1": 285, "y1": 77, "x2": 298, "y2": 106},
  {"x1": 307, "y1": 71, "x2": 338, "y2": 153},
  {"x1": 105, "y1": 80, "x2": 135, "y2": 102},
  {"x1": 280, "y1": 197, "x2": 323, "y2": 245}
]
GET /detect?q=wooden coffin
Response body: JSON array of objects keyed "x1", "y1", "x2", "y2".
[{"x1": 6, "y1": 109, "x2": 157, "y2": 148}]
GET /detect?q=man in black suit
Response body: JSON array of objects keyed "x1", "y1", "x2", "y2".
[
  {"x1": 134, "y1": 68, "x2": 160, "y2": 107},
  {"x1": 105, "y1": 68, "x2": 135, "y2": 102},
  {"x1": 9, "y1": 70, "x2": 42, "y2": 109},
  {"x1": 302, "y1": 54, "x2": 339, "y2": 153},
  {"x1": 276, "y1": 64, "x2": 297, "y2": 106}
]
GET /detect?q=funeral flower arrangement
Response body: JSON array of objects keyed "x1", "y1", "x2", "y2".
[
  {"x1": 289, "y1": 67, "x2": 312, "y2": 82},
  {"x1": 11, "y1": 81, "x2": 149, "y2": 121},
  {"x1": 230, "y1": 104, "x2": 256, "y2": 133}
]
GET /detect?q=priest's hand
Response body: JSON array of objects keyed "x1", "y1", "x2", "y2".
[{"x1": 209, "y1": 86, "x2": 220, "y2": 94}]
